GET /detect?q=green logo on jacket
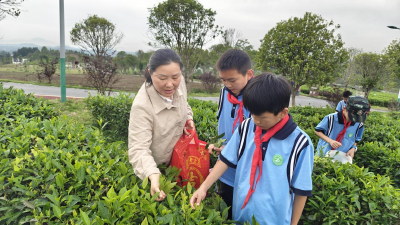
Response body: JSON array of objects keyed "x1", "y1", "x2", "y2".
[{"x1": 272, "y1": 155, "x2": 283, "y2": 166}]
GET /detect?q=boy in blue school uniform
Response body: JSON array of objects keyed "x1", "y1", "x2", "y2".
[
  {"x1": 191, "y1": 73, "x2": 314, "y2": 224},
  {"x1": 315, "y1": 96, "x2": 370, "y2": 158},
  {"x1": 336, "y1": 90, "x2": 352, "y2": 113},
  {"x1": 208, "y1": 49, "x2": 253, "y2": 219}
]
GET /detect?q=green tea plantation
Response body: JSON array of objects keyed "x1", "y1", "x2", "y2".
[{"x1": 1, "y1": 84, "x2": 399, "y2": 224}]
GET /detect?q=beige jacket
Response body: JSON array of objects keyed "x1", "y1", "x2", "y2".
[{"x1": 128, "y1": 77, "x2": 193, "y2": 180}]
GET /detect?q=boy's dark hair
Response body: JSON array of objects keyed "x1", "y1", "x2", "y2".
[
  {"x1": 343, "y1": 90, "x2": 352, "y2": 98},
  {"x1": 216, "y1": 49, "x2": 252, "y2": 76},
  {"x1": 243, "y1": 73, "x2": 291, "y2": 116},
  {"x1": 144, "y1": 49, "x2": 183, "y2": 85}
]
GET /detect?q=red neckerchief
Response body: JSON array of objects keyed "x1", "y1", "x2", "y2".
[
  {"x1": 226, "y1": 75, "x2": 254, "y2": 133},
  {"x1": 333, "y1": 113, "x2": 351, "y2": 150},
  {"x1": 227, "y1": 93, "x2": 243, "y2": 133},
  {"x1": 241, "y1": 115, "x2": 290, "y2": 209}
]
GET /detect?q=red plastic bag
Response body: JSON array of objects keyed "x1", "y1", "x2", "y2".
[{"x1": 170, "y1": 128, "x2": 209, "y2": 189}]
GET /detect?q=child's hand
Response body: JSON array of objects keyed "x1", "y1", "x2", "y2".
[
  {"x1": 190, "y1": 188, "x2": 207, "y2": 209},
  {"x1": 346, "y1": 148, "x2": 356, "y2": 158},
  {"x1": 329, "y1": 140, "x2": 342, "y2": 149},
  {"x1": 207, "y1": 144, "x2": 224, "y2": 155}
]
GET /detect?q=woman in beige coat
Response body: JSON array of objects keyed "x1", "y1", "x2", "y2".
[{"x1": 128, "y1": 49, "x2": 194, "y2": 201}]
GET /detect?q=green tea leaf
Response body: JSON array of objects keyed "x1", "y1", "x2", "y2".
[
  {"x1": 77, "y1": 166, "x2": 85, "y2": 182},
  {"x1": 98, "y1": 202, "x2": 110, "y2": 219},
  {"x1": 141, "y1": 217, "x2": 148, "y2": 225},
  {"x1": 80, "y1": 210, "x2": 91, "y2": 225},
  {"x1": 142, "y1": 177, "x2": 149, "y2": 189},
  {"x1": 53, "y1": 205, "x2": 62, "y2": 219},
  {"x1": 56, "y1": 173, "x2": 64, "y2": 189}
]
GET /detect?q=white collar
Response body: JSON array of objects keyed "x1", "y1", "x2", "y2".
[{"x1": 158, "y1": 93, "x2": 173, "y2": 104}]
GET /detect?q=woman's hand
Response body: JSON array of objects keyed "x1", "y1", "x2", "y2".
[
  {"x1": 149, "y1": 173, "x2": 166, "y2": 201},
  {"x1": 184, "y1": 119, "x2": 195, "y2": 136}
]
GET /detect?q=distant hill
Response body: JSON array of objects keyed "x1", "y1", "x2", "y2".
[
  {"x1": 0, "y1": 43, "x2": 82, "y2": 53},
  {"x1": 0, "y1": 38, "x2": 138, "y2": 56}
]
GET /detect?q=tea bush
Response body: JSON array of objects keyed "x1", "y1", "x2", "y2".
[
  {"x1": 2, "y1": 85, "x2": 400, "y2": 224},
  {"x1": 302, "y1": 156, "x2": 400, "y2": 225},
  {"x1": 0, "y1": 83, "x2": 58, "y2": 120},
  {"x1": 0, "y1": 87, "x2": 233, "y2": 224},
  {"x1": 85, "y1": 95, "x2": 219, "y2": 144},
  {"x1": 85, "y1": 93, "x2": 133, "y2": 141}
]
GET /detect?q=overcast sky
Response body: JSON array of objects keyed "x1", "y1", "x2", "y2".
[{"x1": 0, "y1": 0, "x2": 399, "y2": 53}]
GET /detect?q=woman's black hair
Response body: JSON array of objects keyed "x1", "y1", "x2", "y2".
[
  {"x1": 243, "y1": 73, "x2": 291, "y2": 116},
  {"x1": 144, "y1": 49, "x2": 183, "y2": 85}
]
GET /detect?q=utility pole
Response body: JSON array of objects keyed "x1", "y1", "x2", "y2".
[{"x1": 59, "y1": 0, "x2": 66, "y2": 102}]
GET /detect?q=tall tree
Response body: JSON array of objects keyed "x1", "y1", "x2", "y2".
[
  {"x1": 137, "y1": 50, "x2": 153, "y2": 74},
  {"x1": 385, "y1": 38, "x2": 400, "y2": 79},
  {"x1": 341, "y1": 47, "x2": 363, "y2": 90},
  {"x1": 255, "y1": 12, "x2": 348, "y2": 106},
  {"x1": 70, "y1": 15, "x2": 124, "y2": 57},
  {"x1": 82, "y1": 52, "x2": 119, "y2": 95},
  {"x1": 115, "y1": 51, "x2": 128, "y2": 74},
  {"x1": 0, "y1": 0, "x2": 24, "y2": 21},
  {"x1": 354, "y1": 53, "x2": 392, "y2": 99},
  {"x1": 125, "y1": 54, "x2": 138, "y2": 74},
  {"x1": 147, "y1": 0, "x2": 222, "y2": 81}
]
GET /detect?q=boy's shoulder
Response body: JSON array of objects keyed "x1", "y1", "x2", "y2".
[
  {"x1": 322, "y1": 112, "x2": 338, "y2": 121},
  {"x1": 239, "y1": 116, "x2": 311, "y2": 143}
]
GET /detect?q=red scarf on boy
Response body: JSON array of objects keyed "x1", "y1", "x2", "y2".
[
  {"x1": 333, "y1": 113, "x2": 351, "y2": 149},
  {"x1": 227, "y1": 93, "x2": 243, "y2": 133},
  {"x1": 241, "y1": 115, "x2": 290, "y2": 209}
]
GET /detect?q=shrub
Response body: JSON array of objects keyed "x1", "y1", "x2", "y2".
[
  {"x1": 85, "y1": 93, "x2": 133, "y2": 141},
  {"x1": 200, "y1": 71, "x2": 221, "y2": 93},
  {"x1": 85, "y1": 95, "x2": 220, "y2": 145},
  {"x1": 302, "y1": 156, "x2": 400, "y2": 224},
  {"x1": 82, "y1": 52, "x2": 120, "y2": 95},
  {"x1": 36, "y1": 58, "x2": 58, "y2": 83},
  {"x1": 0, "y1": 88, "x2": 233, "y2": 224},
  {"x1": 355, "y1": 142, "x2": 400, "y2": 188},
  {"x1": 0, "y1": 83, "x2": 58, "y2": 120}
]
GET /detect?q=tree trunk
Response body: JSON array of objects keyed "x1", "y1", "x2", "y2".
[
  {"x1": 364, "y1": 87, "x2": 371, "y2": 99},
  {"x1": 291, "y1": 85, "x2": 299, "y2": 107}
]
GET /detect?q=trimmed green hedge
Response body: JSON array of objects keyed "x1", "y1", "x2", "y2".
[
  {"x1": 85, "y1": 95, "x2": 219, "y2": 144},
  {"x1": 300, "y1": 85, "x2": 398, "y2": 108},
  {"x1": 2, "y1": 85, "x2": 400, "y2": 224},
  {"x1": 0, "y1": 85, "x2": 232, "y2": 224},
  {"x1": 302, "y1": 156, "x2": 400, "y2": 224}
]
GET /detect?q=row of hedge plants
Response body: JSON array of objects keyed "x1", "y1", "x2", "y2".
[{"x1": 0, "y1": 84, "x2": 233, "y2": 224}]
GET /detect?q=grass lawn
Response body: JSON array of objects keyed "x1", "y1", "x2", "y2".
[{"x1": 47, "y1": 99, "x2": 93, "y2": 126}]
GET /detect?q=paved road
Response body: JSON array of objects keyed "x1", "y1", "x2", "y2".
[
  {"x1": 2, "y1": 82, "x2": 330, "y2": 107},
  {"x1": 1, "y1": 82, "x2": 387, "y2": 112}
]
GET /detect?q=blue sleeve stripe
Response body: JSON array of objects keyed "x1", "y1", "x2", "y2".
[
  {"x1": 292, "y1": 187, "x2": 312, "y2": 196},
  {"x1": 287, "y1": 133, "x2": 309, "y2": 191},
  {"x1": 237, "y1": 118, "x2": 251, "y2": 161},
  {"x1": 220, "y1": 154, "x2": 237, "y2": 168},
  {"x1": 327, "y1": 115, "x2": 334, "y2": 136},
  {"x1": 217, "y1": 87, "x2": 224, "y2": 120},
  {"x1": 355, "y1": 122, "x2": 363, "y2": 137}
]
